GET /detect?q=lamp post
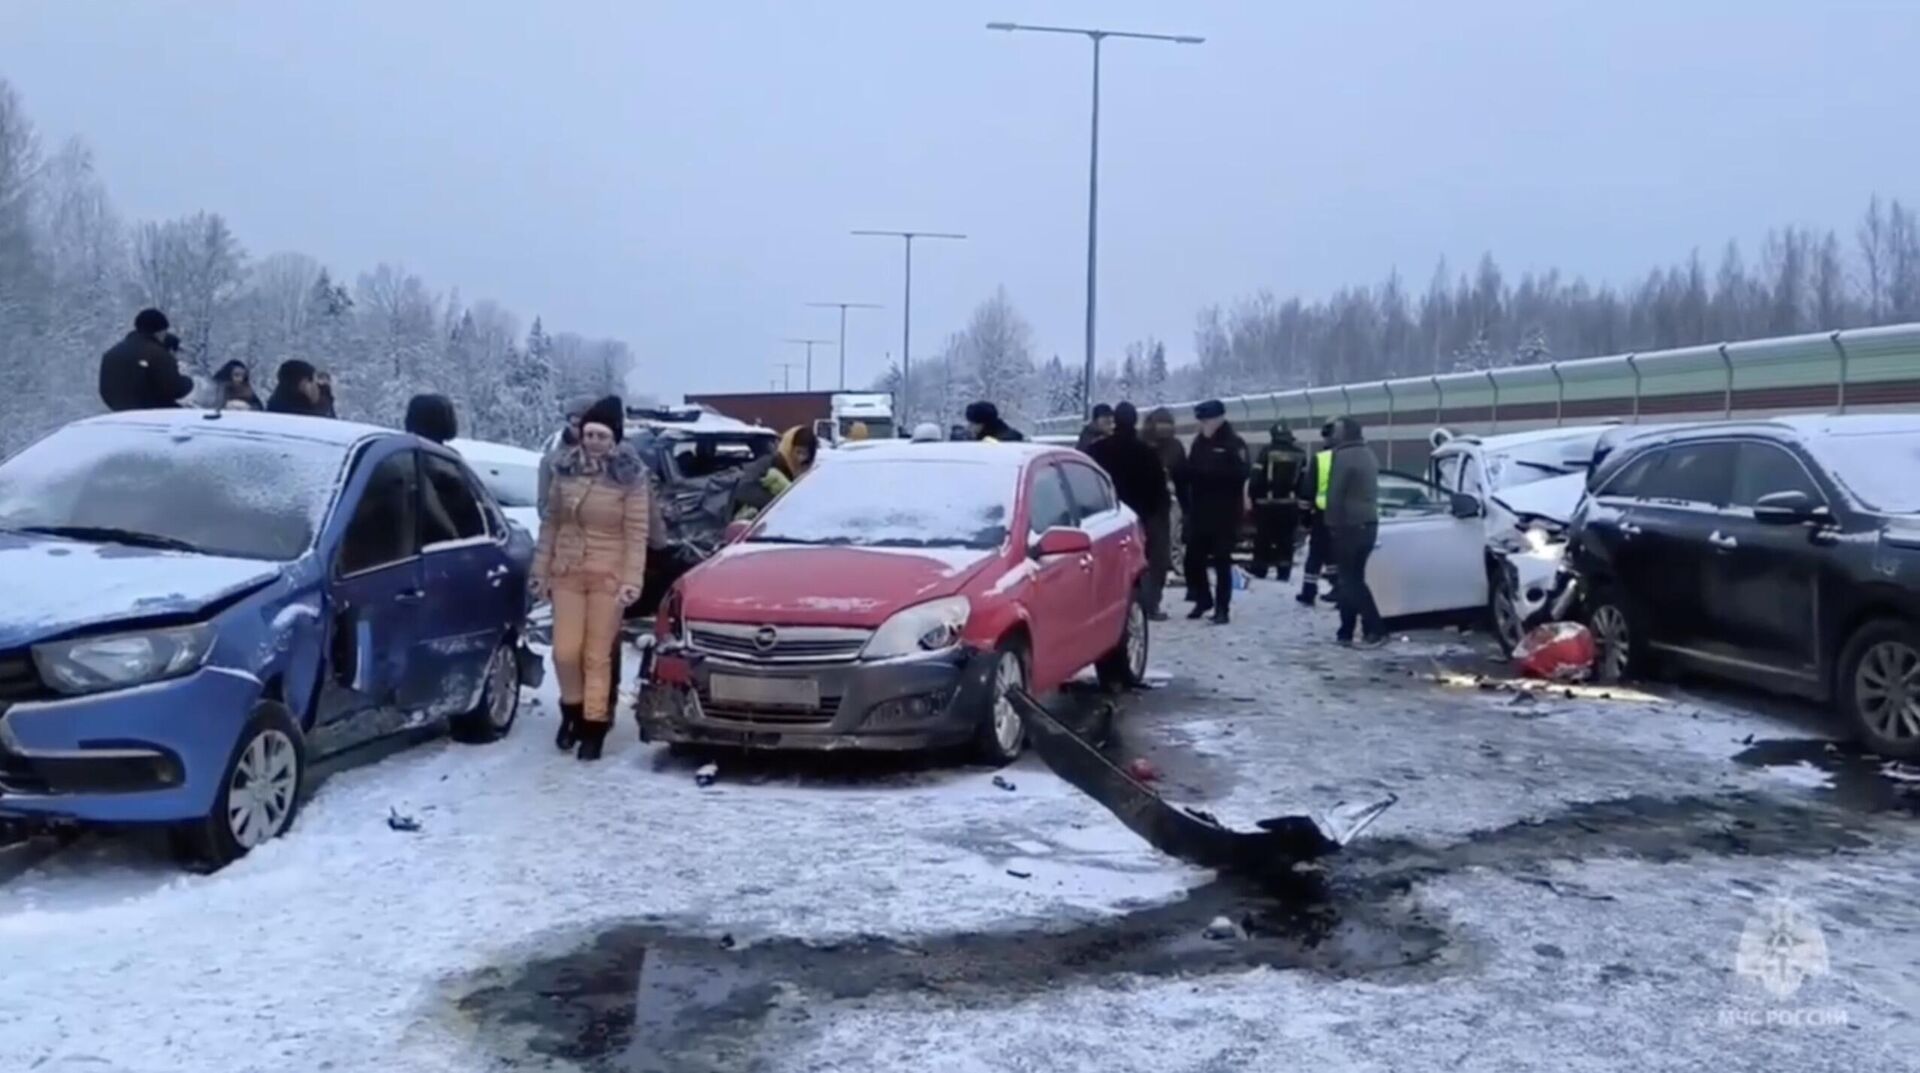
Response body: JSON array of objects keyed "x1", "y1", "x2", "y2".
[
  {"x1": 783, "y1": 338, "x2": 833, "y2": 391},
  {"x1": 806, "y1": 301, "x2": 883, "y2": 390},
  {"x1": 986, "y1": 20, "x2": 1202, "y2": 417},
  {"x1": 851, "y1": 229, "x2": 965, "y2": 423},
  {"x1": 773, "y1": 361, "x2": 798, "y2": 392}
]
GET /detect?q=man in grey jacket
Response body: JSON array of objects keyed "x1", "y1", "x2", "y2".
[{"x1": 1323, "y1": 415, "x2": 1386, "y2": 647}]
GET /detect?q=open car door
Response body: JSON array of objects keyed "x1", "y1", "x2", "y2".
[{"x1": 1369, "y1": 470, "x2": 1490, "y2": 619}]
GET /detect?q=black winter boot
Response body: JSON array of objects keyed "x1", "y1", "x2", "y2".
[
  {"x1": 576, "y1": 720, "x2": 610, "y2": 761},
  {"x1": 555, "y1": 702, "x2": 583, "y2": 751}
]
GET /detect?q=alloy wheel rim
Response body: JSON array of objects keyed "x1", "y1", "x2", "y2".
[
  {"x1": 993, "y1": 655, "x2": 1025, "y2": 754},
  {"x1": 487, "y1": 648, "x2": 518, "y2": 729},
  {"x1": 228, "y1": 730, "x2": 297, "y2": 849},
  {"x1": 1592, "y1": 605, "x2": 1629, "y2": 680},
  {"x1": 1126, "y1": 603, "x2": 1149, "y2": 679},
  {"x1": 1856, "y1": 640, "x2": 1920, "y2": 741}
]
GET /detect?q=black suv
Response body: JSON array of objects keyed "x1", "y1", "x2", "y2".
[{"x1": 1566, "y1": 415, "x2": 1920, "y2": 757}]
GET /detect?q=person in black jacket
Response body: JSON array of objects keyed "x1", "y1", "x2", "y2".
[
  {"x1": 1247, "y1": 422, "x2": 1307, "y2": 580},
  {"x1": 1142, "y1": 407, "x2": 1188, "y2": 601},
  {"x1": 404, "y1": 393, "x2": 459, "y2": 444},
  {"x1": 1075, "y1": 403, "x2": 1115, "y2": 452},
  {"x1": 1182, "y1": 399, "x2": 1250, "y2": 624},
  {"x1": 964, "y1": 401, "x2": 1025, "y2": 443},
  {"x1": 267, "y1": 359, "x2": 329, "y2": 416},
  {"x1": 99, "y1": 309, "x2": 195, "y2": 412},
  {"x1": 1085, "y1": 402, "x2": 1171, "y2": 619}
]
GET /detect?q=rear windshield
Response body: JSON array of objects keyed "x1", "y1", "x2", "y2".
[
  {"x1": 749, "y1": 459, "x2": 1013, "y2": 550},
  {"x1": 1805, "y1": 431, "x2": 1920, "y2": 514},
  {"x1": 0, "y1": 424, "x2": 345, "y2": 560}
]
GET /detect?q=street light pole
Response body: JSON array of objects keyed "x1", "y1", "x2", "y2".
[
  {"x1": 852, "y1": 229, "x2": 965, "y2": 423},
  {"x1": 806, "y1": 301, "x2": 883, "y2": 390},
  {"x1": 773, "y1": 361, "x2": 798, "y2": 392},
  {"x1": 783, "y1": 338, "x2": 833, "y2": 391},
  {"x1": 987, "y1": 20, "x2": 1203, "y2": 417}
]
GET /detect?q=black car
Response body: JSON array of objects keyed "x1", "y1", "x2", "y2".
[{"x1": 1565, "y1": 415, "x2": 1920, "y2": 757}]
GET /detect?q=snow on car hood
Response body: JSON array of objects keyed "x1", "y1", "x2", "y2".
[
  {"x1": 1491, "y1": 472, "x2": 1587, "y2": 525},
  {"x1": 0, "y1": 532, "x2": 282, "y2": 649},
  {"x1": 681, "y1": 543, "x2": 996, "y2": 626}
]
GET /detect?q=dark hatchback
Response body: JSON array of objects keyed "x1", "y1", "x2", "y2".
[{"x1": 1565, "y1": 415, "x2": 1920, "y2": 757}]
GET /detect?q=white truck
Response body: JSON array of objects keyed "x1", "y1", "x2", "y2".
[{"x1": 816, "y1": 392, "x2": 896, "y2": 444}]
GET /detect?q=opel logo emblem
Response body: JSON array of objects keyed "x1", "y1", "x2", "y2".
[{"x1": 753, "y1": 626, "x2": 779, "y2": 652}]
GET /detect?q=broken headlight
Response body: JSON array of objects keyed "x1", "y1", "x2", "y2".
[{"x1": 34, "y1": 624, "x2": 216, "y2": 696}]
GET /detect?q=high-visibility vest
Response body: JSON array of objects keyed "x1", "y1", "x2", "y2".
[{"x1": 1314, "y1": 451, "x2": 1333, "y2": 511}]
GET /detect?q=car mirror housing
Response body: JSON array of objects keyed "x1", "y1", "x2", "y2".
[
  {"x1": 1449, "y1": 493, "x2": 1485, "y2": 520},
  {"x1": 1753, "y1": 490, "x2": 1820, "y2": 526},
  {"x1": 1032, "y1": 526, "x2": 1093, "y2": 558}
]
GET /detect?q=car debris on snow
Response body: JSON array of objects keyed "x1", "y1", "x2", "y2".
[
  {"x1": 1005, "y1": 869, "x2": 1032, "y2": 880},
  {"x1": 1124, "y1": 758, "x2": 1160, "y2": 782},
  {"x1": 695, "y1": 763, "x2": 719, "y2": 788},
  {"x1": 991, "y1": 775, "x2": 1016, "y2": 792},
  {"x1": 1202, "y1": 915, "x2": 1243, "y2": 941},
  {"x1": 386, "y1": 808, "x2": 421, "y2": 833}
]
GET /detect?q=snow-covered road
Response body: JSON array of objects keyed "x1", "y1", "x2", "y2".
[{"x1": 3, "y1": 582, "x2": 1917, "y2": 1071}]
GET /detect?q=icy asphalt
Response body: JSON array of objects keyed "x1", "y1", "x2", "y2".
[{"x1": 2, "y1": 582, "x2": 1918, "y2": 1072}]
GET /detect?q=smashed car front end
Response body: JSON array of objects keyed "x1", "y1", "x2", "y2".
[{"x1": 641, "y1": 613, "x2": 999, "y2": 752}]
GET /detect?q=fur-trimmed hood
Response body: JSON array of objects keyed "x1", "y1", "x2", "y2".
[{"x1": 550, "y1": 441, "x2": 646, "y2": 485}]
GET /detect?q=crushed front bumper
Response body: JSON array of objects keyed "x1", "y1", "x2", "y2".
[{"x1": 640, "y1": 644, "x2": 999, "y2": 751}]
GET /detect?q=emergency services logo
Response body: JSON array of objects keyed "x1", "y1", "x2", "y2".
[{"x1": 1733, "y1": 896, "x2": 1828, "y2": 1000}]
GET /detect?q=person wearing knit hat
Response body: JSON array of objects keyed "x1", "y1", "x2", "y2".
[
  {"x1": 963, "y1": 400, "x2": 1025, "y2": 443},
  {"x1": 1182, "y1": 399, "x2": 1249, "y2": 624},
  {"x1": 99, "y1": 308, "x2": 195, "y2": 412},
  {"x1": 532, "y1": 393, "x2": 650, "y2": 760}
]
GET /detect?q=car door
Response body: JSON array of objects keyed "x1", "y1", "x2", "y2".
[
  {"x1": 1629, "y1": 440, "x2": 1736, "y2": 656},
  {"x1": 1368, "y1": 470, "x2": 1488, "y2": 618},
  {"x1": 1692, "y1": 439, "x2": 1829, "y2": 685},
  {"x1": 1060, "y1": 459, "x2": 1135, "y2": 650},
  {"x1": 1576, "y1": 446, "x2": 1662, "y2": 606},
  {"x1": 1021, "y1": 462, "x2": 1093, "y2": 687},
  {"x1": 315, "y1": 447, "x2": 424, "y2": 752},
  {"x1": 411, "y1": 450, "x2": 510, "y2": 717}
]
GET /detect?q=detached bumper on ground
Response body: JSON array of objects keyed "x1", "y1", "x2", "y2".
[{"x1": 640, "y1": 644, "x2": 998, "y2": 751}]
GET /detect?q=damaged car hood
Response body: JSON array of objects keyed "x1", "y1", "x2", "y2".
[
  {"x1": 1492, "y1": 472, "x2": 1587, "y2": 526},
  {"x1": 0, "y1": 532, "x2": 281, "y2": 648},
  {"x1": 681, "y1": 543, "x2": 996, "y2": 626}
]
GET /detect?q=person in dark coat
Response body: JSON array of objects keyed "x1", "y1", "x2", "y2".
[
  {"x1": 212, "y1": 360, "x2": 264, "y2": 411},
  {"x1": 1247, "y1": 422, "x2": 1308, "y2": 580},
  {"x1": 1086, "y1": 402, "x2": 1172, "y2": 619},
  {"x1": 1142, "y1": 407, "x2": 1188, "y2": 603},
  {"x1": 404, "y1": 393, "x2": 459, "y2": 444},
  {"x1": 99, "y1": 309, "x2": 195, "y2": 412},
  {"x1": 964, "y1": 401, "x2": 1025, "y2": 442},
  {"x1": 266, "y1": 359, "x2": 329, "y2": 416},
  {"x1": 1075, "y1": 403, "x2": 1115, "y2": 452},
  {"x1": 1324, "y1": 415, "x2": 1385, "y2": 647},
  {"x1": 1182, "y1": 399, "x2": 1250, "y2": 624}
]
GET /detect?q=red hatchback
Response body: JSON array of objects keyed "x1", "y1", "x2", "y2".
[{"x1": 643, "y1": 442, "x2": 1149, "y2": 761}]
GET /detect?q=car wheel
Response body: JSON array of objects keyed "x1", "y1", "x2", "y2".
[
  {"x1": 1489, "y1": 569, "x2": 1524, "y2": 656},
  {"x1": 1096, "y1": 596, "x2": 1151, "y2": 690},
  {"x1": 973, "y1": 642, "x2": 1029, "y2": 766},
  {"x1": 450, "y1": 643, "x2": 521, "y2": 744},
  {"x1": 1837, "y1": 619, "x2": 1920, "y2": 760},
  {"x1": 173, "y1": 705, "x2": 305, "y2": 871},
  {"x1": 1586, "y1": 590, "x2": 1651, "y2": 684}
]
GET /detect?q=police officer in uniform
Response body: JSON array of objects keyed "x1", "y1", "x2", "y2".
[{"x1": 1183, "y1": 399, "x2": 1250, "y2": 624}]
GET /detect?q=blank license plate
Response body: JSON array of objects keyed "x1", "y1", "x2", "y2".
[{"x1": 710, "y1": 674, "x2": 820, "y2": 709}]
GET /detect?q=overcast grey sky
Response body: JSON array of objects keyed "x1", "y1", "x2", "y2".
[{"x1": 5, "y1": 0, "x2": 1918, "y2": 399}]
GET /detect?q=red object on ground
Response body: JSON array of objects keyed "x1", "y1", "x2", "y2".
[
  {"x1": 1513, "y1": 622, "x2": 1596, "y2": 682},
  {"x1": 1126, "y1": 758, "x2": 1160, "y2": 782}
]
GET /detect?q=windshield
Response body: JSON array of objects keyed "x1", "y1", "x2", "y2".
[
  {"x1": 749, "y1": 459, "x2": 1013, "y2": 549},
  {"x1": 1806, "y1": 430, "x2": 1920, "y2": 513},
  {"x1": 1485, "y1": 432, "x2": 1604, "y2": 491},
  {"x1": 0, "y1": 424, "x2": 346, "y2": 561}
]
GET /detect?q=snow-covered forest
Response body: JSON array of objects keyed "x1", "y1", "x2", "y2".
[
  {"x1": 0, "y1": 80, "x2": 634, "y2": 456},
  {"x1": 891, "y1": 195, "x2": 1920, "y2": 428}
]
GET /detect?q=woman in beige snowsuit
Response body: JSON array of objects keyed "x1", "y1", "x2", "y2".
[{"x1": 531, "y1": 396, "x2": 649, "y2": 760}]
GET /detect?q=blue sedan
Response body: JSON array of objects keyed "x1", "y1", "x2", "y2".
[{"x1": 0, "y1": 410, "x2": 536, "y2": 867}]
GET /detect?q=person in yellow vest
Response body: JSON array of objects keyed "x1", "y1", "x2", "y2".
[{"x1": 1296, "y1": 421, "x2": 1339, "y2": 607}]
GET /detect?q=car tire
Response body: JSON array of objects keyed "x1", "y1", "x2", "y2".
[
  {"x1": 973, "y1": 641, "x2": 1029, "y2": 766},
  {"x1": 1585, "y1": 587, "x2": 1654, "y2": 684},
  {"x1": 450, "y1": 642, "x2": 521, "y2": 744},
  {"x1": 1095, "y1": 595, "x2": 1151, "y2": 690},
  {"x1": 1489, "y1": 568, "x2": 1524, "y2": 657},
  {"x1": 1836, "y1": 618, "x2": 1920, "y2": 760},
  {"x1": 172, "y1": 704, "x2": 306, "y2": 871}
]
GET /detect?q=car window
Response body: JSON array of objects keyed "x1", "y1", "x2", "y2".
[
  {"x1": 1061, "y1": 462, "x2": 1116, "y2": 521},
  {"x1": 1637, "y1": 442, "x2": 1735, "y2": 506},
  {"x1": 1599, "y1": 449, "x2": 1661, "y2": 498},
  {"x1": 1378, "y1": 471, "x2": 1449, "y2": 516},
  {"x1": 1027, "y1": 464, "x2": 1075, "y2": 534},
  {"x1": 1431, "y1": 454, "x2": 1462, "y2": 491},
  {"x1": 419, "y1": 453, "x2": 487, "y2": 547},
  {"x1": 339, "y1": 451, "x2": 419, "y2": 575},
  {"x1": 1732, "y1": 442, "x2": 1823, "y2": 509}
]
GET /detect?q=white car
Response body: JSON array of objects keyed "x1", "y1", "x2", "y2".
[
  {"x1": 450, "y1": 438, "x2": 543, "y2": 537},
  {"x1": 1365, "y1": 426, "x2": 1613, "y2": 648}
]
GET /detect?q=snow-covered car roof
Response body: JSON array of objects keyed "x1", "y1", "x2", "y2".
[
  {"x1": 448, "y1": 437, "x2": 542, "y2": 469},
  {"x1": 629, "y1": 406, "x2": 773, "y2": 435},
  {"x1": 71, "y1": 408, "x2": 389, "y2": 449},
  {"x1": 1434, "y1": 424, "x2": 1616, "y2": 457},
  {"x1": 825, "y1": 441, "x2": 1065, "y2": 468}
]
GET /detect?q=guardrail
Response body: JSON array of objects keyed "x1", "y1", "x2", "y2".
[{"x1": 1035, "y1": 323, "x2": 1920, "y2": 465}]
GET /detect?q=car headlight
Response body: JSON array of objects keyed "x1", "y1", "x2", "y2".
[
  {"x1": 862, "y1": 597, "x2": 971, "y2": 660},
  {"x1": 33, "y1": 624, "x2": 216, "y2": 696},
  {"x1": 1524, "y1": 526, "x2": 1555, "y2": 552}
]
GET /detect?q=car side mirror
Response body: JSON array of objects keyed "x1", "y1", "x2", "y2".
[
  {"x1": 1449, "y1": 493, "x2": 1484, "y2": 520},
  {"x1": 722, "y1": 519, "x2": 752, "y2": 545},
  {"x1": 1032, "y1": 526, "x2": 1093, "y2": 558},
  {"x1": 1753, "y1": 490, "x2": 1822, "y2": 526}
]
